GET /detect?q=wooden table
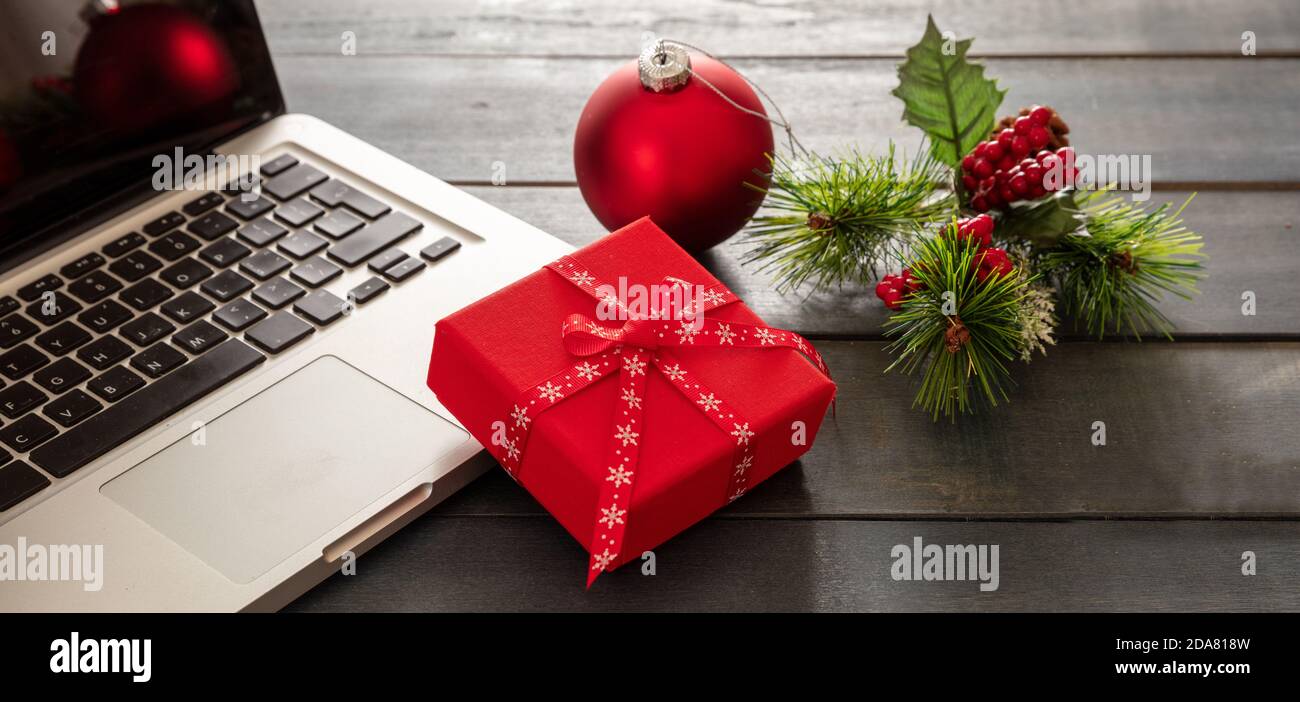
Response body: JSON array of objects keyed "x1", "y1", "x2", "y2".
[{"x1": 261, "y1": 0, "x2": 1300, "y2": 611}]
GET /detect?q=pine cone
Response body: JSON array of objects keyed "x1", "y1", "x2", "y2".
[{"x1": 993, "y1": 105, "x2": 1070, "y2": 149}]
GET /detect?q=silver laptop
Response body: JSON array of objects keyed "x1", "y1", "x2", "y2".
[{"x1": 0, "y1": 0, "x2": 568, "y2": 611}]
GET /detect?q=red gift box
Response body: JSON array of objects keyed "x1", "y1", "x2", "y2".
[{"x1": 427, "y1": 217, "x2": 835, "y2": 584}]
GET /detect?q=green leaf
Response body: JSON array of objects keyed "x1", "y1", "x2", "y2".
[
  {"x1": 892, "y1": 16, "x2": 1007, "y2": 167},
  {"x1": 996, "y1": 190, "x2": 1086, "y2": 249}
]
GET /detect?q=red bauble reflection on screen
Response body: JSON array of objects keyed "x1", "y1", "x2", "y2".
[
  {"x1": 573, "y1": 47, "x2": 774, "y2": 253},
  {"x1": 74, "y1": 4, "x2": 239, "y2": 133}
]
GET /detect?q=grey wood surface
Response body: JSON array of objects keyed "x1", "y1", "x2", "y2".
[
  {"x1": 258, "y1": 0, "x2": 1300, "y2": 57},
  {"x1": 253, "y1": 0, "x2": 1300, "y2": 611},
  {"x1": 272, "y1": 56, "x2": 1300, "y2": 183}
]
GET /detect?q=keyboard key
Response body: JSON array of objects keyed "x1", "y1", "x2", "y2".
[
  {"x1": 237, "y1": 217, "x2": 288, "y2": 247},
  {"x1": 213, "y1": 299, "x2": 267, "y2": 331},
  {"x1": 240, "y1": 250, "x2": 292, "y2": 280},
  {"x1": 120, "y1": 312, "x2": 176, "y2": 346},
  {"x1": 200, "y1": 270, "x2": 254, "y2": 302},
  {"x1": 245, "y1": 312, "x2": 314, "y2": 354},
  {"x1": 278, "y1": 231, "x2": 327, "y2": 260},
  {"x1": 0, "y1": 297, "x2": 17, "y2": 317},
  {"x1": 252, "y1": 277, "x2": 305, "y2": 309},
  {"x1": 182, "y1": 192, "x2": 225, "y2": 217},
  {"x1": 43, "y1": 389, "x2": 102, "y2": 428},
  {"x1": 120, "y1": 278, "x2": 173, "y2": 311},
  {"x1": 0, "y1": 382, "x2": 48, "y2": 419},
  {"x1": 159, "y1": 258, "x2": 213, "y2": 289},
  {"x1": 293, "y1": 290, "x2": 347, "y2": 327},
  {"x1": 26, "y1": 292, "x2": 82, "y2": 326},
  {"x1": 383, "y1": 257, "x2": 426, "y2": 283},
  {"x1": 260, "y1": 154, "x2": 298, "y2": 177},
  {"x1": 148, "y1": 230, "x2": 202, "y2": 261},
  {"x1": 314, "y1": 210, "x2": 364, "y2": 239},
  {"x1": 33, "y1": 357, "x2": 91, "y2": 394},
  {"x1": 225, "y1": 173, "x2": 261, "y2": 196},
  {"x1": 77, "y1": 300, "x2": 134, "y2": 334},
  {"x1": 76, "y1": 299, "x2": 133, "y2": 335},
  {"x1": 420, "y1": 236, "x2": 462, "y2": 262},
  {"x1": 34, "y1": 322, "x2": 91, "y2": 356},
  {"x1": 87, "y1": 365, "x2": 144, "y2": 404},
  {"x1": 102, "y1": 232, "x2": 147, "y2": 258},
  {"x1": 366, "y1": 248, "x2": 408, "y2": 274},
  {"x1": 31, "y1": 339, "x2": 266, "y2": 478},
  {"x1": 142, "y1": 211, "x2": 185, "y2": 236},
  {"x1": 309, "y1": 180, "x2": 391, "y2": 219},
  {"x1": 77, "y1": 336, "x2": 133, "y2": 371},
  {"x1": 0, "y1": 344, "x2": 49, "y2": 379},
  {"x1": 17, "y1": 274, "x2": 62, "y2": 302},
  {"x1": 348, "y1": 277, "x2": 389, "y2": 305},
  {"x1": 198, "y1": 236, "x2": 251, "y2": 268},
  {"x1": 226, "y1": 195, "x2": 275, "y2": 220},
  {"x1": 67, "y1": 270, "x2": 124, "y2": 303},
  {"x1": 274, "y1": 197, "x2": 324, "y2": 228},
  {"x1": 0, "y1": 314, "x2": 39, "y2": 349},
  {"x1": 159, "y1": 291, "x2": 215, "y2": 324},
  {"x1": 172, "y1": 319, "x2": 228, "y2": 355},
  {"x1": 0, "y1": 461, "x2": 50, "y2": 512},
  {"x1": 328, "y1": 212, "x2": 422, "y2": 267},
  {"x1": 289, "y1": 256, "x2": 342, "y2": 288},
  {"x1": 0, "y1": 414, "x2": 58, "y2": 453},
  {"x1": 108, "y1": 251, "x2": 163, "y2": 282},
  {"x1": 130, "y1": 342, "x2": 186, "y2": 378},
  {"x1": 186, "y1": 211, "x2": 239, "y2": 241},
  {"x1": 60, "y1": 253, "x2": 106, "y2": 279},
  {"x1": 263, "y1": 163, "x2": 327, "y2": 201}
]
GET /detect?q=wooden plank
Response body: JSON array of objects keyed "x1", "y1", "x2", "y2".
[
  {"x1": 257, "y1": 0, "x2": 1300, "y2": 57},
  {"x1": 285, "y1": 517, "x2": 1300, "y2": 612},
  {"x1": 275, "y1": 56, "x2": 1300, "y2": 183},
  {"x1": 424, "y1": 341, "x2": 1300, "y2": 517},
  {"x1": 463, "y1": 186, "x2": 1300, "y2": 338}
]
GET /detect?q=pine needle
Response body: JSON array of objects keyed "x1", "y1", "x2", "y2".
[
  {"x1": 740, "y1": 145, "x2": 954, "y2": 292},
  {"x1": 1042, "y1": 193, "x2": 1206, "y2": 339},
  {"x1": 884, "y1": 224, "x2": 1031, "y2": 420}
]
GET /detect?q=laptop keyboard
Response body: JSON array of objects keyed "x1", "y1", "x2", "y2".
[{"x1": 0, "y1": 155, "x2": 462, "y2": 514}]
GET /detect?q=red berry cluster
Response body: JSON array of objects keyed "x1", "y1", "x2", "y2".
[
  {"x1": 873, "y1": 214, "x2": 1014, "y2": 311},
  {"x1": 941, "y1": 214, "x2": 1013, "y2": 281},
  {"x1": 874, "y1": 268, "x2": 921, "y2": 311},
  {"x1": 960, "y1": 106, "x2": 1079, "y2": 213}
]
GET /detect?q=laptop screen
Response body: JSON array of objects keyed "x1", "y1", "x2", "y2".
[{"x1": 0, "y1": 0, "x2": 283, "y2": 267}]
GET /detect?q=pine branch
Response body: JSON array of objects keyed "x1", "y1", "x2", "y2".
[
  {"x1": 884, "y1": 225, "x2": 1031, "y2": 420},
  {"x1": 740, "y1": 145, "x2": 954, "y2": 292},
  {"x1": 1041, "y1": 193, "x2": 1206, "y2": 339}
]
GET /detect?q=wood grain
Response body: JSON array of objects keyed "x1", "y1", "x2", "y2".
[
  {"x1": 256, "y1": 0, "x2": 1300, "y2": 57},
  {"x1": 462, "y1": 186, "x2": 1300, "y2": 338},
  {"x1": 417, "y1": 341, "x2": 1300, "y2": 518},
  {"x1": 273, "y1": 56, "x2": 1300, "y2": 184},
  {"x1": 286, "y1": 515, "x2": 1300, "y2": 612}
]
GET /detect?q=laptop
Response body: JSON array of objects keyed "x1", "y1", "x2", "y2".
[{"x1": 0, "y1": 0, "x2": 569, "y2": 611}]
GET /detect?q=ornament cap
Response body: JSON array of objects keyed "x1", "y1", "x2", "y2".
[{"x1": 638, "y1": 41, "x2": 692, "y2": 93}]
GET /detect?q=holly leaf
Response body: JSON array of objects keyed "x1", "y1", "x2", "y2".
[
  {"x1": 997, "y1": 190, "x2": 1087, "y2": 249},
  {"x1": 892, "y1": 16, "x2": 1006, "y2": 168}
]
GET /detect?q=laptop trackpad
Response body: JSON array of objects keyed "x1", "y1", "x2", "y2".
[{"x1": 101, "y1": 355, "x2": 468, "y2": 584}]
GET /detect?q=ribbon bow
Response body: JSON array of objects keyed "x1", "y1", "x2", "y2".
[{"x1": 487, "y1": 255, "x2": 830, "y2": 586}]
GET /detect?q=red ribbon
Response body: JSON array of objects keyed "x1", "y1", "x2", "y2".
[{"x1": 486, "y1": 255, "x2": 831, "y2": 586}]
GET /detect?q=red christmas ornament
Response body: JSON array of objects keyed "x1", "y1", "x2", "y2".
[
  {"x1": 574, "y1": 41, "x2": 774, "y2": 252},
  {"x1": 73, "y1": 3, "x2": 239, "y2": 133}
]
